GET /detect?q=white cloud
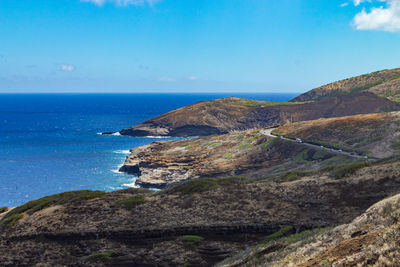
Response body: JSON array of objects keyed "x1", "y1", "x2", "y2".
[
  {"x1": 187, "y1": 76, "x2": 198, "y2": 81},
  {"x1": 354, "y1": 0, "x2": 363, "y2": 6},
  {"x1": 60, "y1": 64, "x2": 75, "y2": 72},
  {"x1": 353, "y1": 0, "x2": 400, "y2": 32},
  {"x1": 340, "y1": 2, "x2": 350, "y2": 7},
  {"x1": 158, "y1": 77, "x2": 176, "y2": 82},
  {"x1": 80, "y1": 0, "x2": 160, "y2": 6}
]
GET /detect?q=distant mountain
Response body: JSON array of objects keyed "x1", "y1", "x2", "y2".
[{"x1": 292, "y1": 68, "x2": 400, "y2": 102}]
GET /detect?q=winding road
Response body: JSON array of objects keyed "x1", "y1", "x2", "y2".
[{"x1": 260, "y1": 128, "x2": 365, "y2": 159}]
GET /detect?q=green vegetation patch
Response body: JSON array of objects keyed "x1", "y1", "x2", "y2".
[
  {"x1": 356, "y1": 136, "x2": 383, "y2": 147},
  {"x1": 179, "y1": 235, "x2": 204, "y2": 248},
  {"x1": 238, "y1": 142, "x2": 252, "y2": 150},
  {"x1": 223, "y1": 153, "x2": 233, "y2": 160},
  {"x1": 0, "y1": 207, "x2": 8, "y2": 214},
  {"x1": 0, "y1": 190, "x2": 105, "y2": 227},
  {"x1": 330, "y1": 162, "x2": 370, "y2": 179},
  {"x1": 117, "y1": 194, "x2": 147, "y2": 210},
  {"x1": 283, "y1": 227, "x2": 328, "y2": 244},
  {"x1": 262, "y1": 138, "x2": 278, "y2": 149},
  {"x1": 181, "y1": 143, "x2": 193, "y2": 149},
  {"x1": 274, "y1": 171, "x2": 314, "y2": 183},
  {"x1": 170, "y1": 178, "x2": 219, "y2": 194},
  {"x1": 349, "y1": 81, "x2": 384, "y2": 94},
  {"x1": 168, "y1": 176, "x2": 250, "y2": 195},
  {"x1": 0, "y1": 214, "x2": 24, "y2": 227},
  {"x1": 82, "y1": 250, "x2": 114, "y2": 263},
  {"x1": 217, "y1": 176, "x2": 249, "y2": 186},
  {"x1": 312, "y1": 149, "x2": 329, "y2": 160},
  {"x1": 392, "y1": 140, "x2": 400, "y2": 150},
  {"x1": 259, "y1": 226, "x2": 294, "y2": 245},
  {"x1": 230, "y1": 101, "x2": 310, "y2": 107}
]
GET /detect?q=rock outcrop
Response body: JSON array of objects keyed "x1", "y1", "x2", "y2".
[{"x1": 119, "y1": 129, "x2": 359, "y2": 188}]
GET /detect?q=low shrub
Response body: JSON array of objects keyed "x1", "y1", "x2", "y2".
[
  {"x1": 392, "y1": 140, "x2": 400, "y2": 150},
  {"x1": 179, "y1": 235, "x2": 204, "y2": 248},
  {"x1": 170, "y1": 178, "x2": 219, "y2": 195},
  {"x1": 0, "y1": 214, "x2": 24, "y2": 227},
  {"x1": 263, "y1": 138, "x2": 278, "y2": 149},
  {"x1": 331, "y1": 162, "x2": 370, "y2": 179},
  {"x1": 223, "y1": 153, "x2": 233, "y2": 160},
  {"x1": 238, "y1": 142, "x2": 252, "y2": 150},
  {"x1": 82, "y1": 250, "x2": 114, "y2": 263},
  {"x1": 0, "y1": 207, "x2": 8, "y2": 214},
  {"x1": 275, "y1": 171, "x2": 313, "y2": 183},
  {"x1": 217, "y1": 176, "x2": 249, "y2": 186},
  {"x1": 313, "y1": 149, "x2": 329, "y2": 160},
  {"x1": 259, "y1": 226, "x2": 294, "y2": 245},
  {"x1": 117, "y1": 195, "x2": 147, "y2": 210}
]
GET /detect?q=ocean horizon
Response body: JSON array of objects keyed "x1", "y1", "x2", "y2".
[{"x1": 0, "y1": 93, "x2": 297, "y2": 206}]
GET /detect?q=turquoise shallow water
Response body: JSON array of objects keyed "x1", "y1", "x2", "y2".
[{"x1": 0, "y1": 93, "x2": 297, "y2": 206}]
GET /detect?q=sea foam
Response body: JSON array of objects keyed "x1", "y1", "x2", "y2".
[{"x1": 114, "y1": 150, "x2": 130, "y2": 155}]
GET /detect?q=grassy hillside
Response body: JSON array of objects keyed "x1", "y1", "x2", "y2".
[
  {"x1": 292, "y1": 68, "x2": 400, "y2": 102},
  {"x1": 273, "y1": 111, "x2": 400, "y2": 158}
]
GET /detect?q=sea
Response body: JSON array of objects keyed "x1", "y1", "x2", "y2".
[{"x1": 0, "y1": 93, "x2": 297, "y2": 207}]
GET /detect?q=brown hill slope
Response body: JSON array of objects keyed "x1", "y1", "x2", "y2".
[
  {"x1": 2, "y1": 159, "x2": 400, "y2": 266},
  {"x1": 120, "y1": 128, "x2": 359, "y2": 188},
  {"x1": 222, "y1": 192, "x2": 400, "y2": 267},
  {"x1": 292, "y1": 68, "x2": 400, "y2": 102},
  {"x1": 273, "y1": 111, "x2": 400, "y2": 158},
  {"x1": 119, "y1": 92, "x2": 399, "y2": 137}
]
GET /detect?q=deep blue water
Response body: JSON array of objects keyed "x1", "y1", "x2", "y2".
[{"x1": 0, "y1": 93, "x2": 297, "y2": 206}]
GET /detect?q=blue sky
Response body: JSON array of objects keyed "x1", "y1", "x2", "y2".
[{"x1": 1, "y1": 0, "x2": 400, "y2": 93}]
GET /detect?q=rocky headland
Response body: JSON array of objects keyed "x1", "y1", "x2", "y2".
[{"x1": 118, "y1": 91, "x2": 399, "y2": 137}]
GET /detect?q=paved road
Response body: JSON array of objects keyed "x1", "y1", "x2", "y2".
[{"x1": 260, "y1": 128, "x2": 365, "y2": 159}]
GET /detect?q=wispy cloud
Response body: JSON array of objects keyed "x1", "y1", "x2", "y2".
[
  {"x1": 187, "y1": 76, "x2": 198, "y2": 81},
  {"x1": 352, "y1": 0, "x2": 400, "y2": 32},
  {"x1": 157, "y1": 77, "x2": 176, "y2": 82},
  {"x1": 60, "y1": 64, "x2": 75, "y2": 72},
  {"x1": 80, "y1": 0, "x2": 160, "y2": 6}
]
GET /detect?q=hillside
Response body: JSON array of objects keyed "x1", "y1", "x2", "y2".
[
  {"x1": 120, "y1": 129, "x2": 359, "y2": 188},
  {"x1": 292, "y1": 68, "x2": 400, "y2": 102},
  {"x1": 2, "y1": 158, "x2": 400, "y2": 266},
  {"x1": 273, "y1": 111, "x2": 400, "y2": 159},
  {"x1": 219, "y1": 191, "x2": 400, "y2": 267},
  {"x1": 118, "y1": 92, "x2": 399, "y2": 137}
]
